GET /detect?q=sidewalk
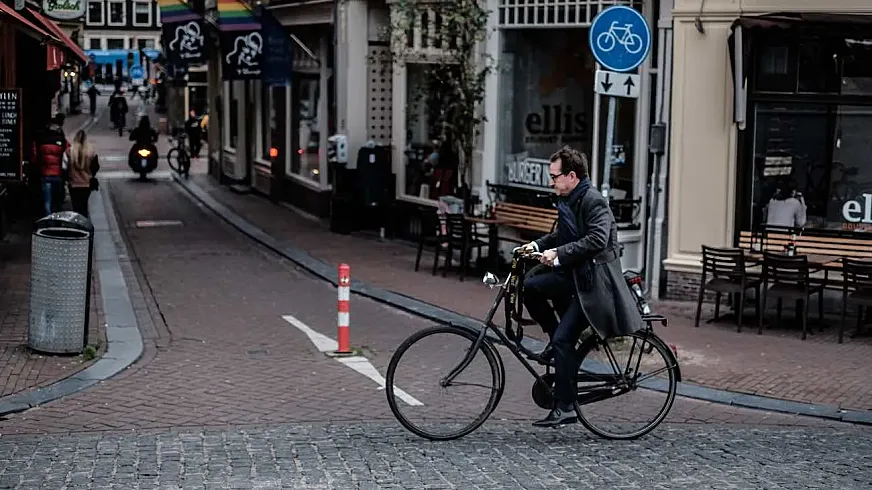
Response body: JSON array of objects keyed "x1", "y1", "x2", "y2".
[
  {"x1": 0, "y1": 223, "x2": 106, "y2": 398},
  {"x1": 0, "y1": 112, "x2": 108, "y2": 399},
  {"x1": 185, "y1": 173, "x2": 872, "y2": 415}
]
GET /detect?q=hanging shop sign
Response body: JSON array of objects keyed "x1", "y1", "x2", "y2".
[{"x1": 42, "y1": 0, "x2": 86, "y2": 20}]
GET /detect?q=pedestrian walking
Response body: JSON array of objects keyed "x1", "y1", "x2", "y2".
[
  {"x1": 87, "y1": 84, "x2": 101, "y2": 116},
  {"x1": 68, "y1": 130, "x2": 100, "y2": 218},
  {"x1": 31, "y1": 114, "x2": 71, "y2": 217}
]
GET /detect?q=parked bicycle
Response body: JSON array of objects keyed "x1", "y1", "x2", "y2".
[
  {"x1": 167, "y1": 130, "x2": 191, "y2": 177},
  {"x1": 385, "y1": 248, "x2": 681, "y2": 441}
]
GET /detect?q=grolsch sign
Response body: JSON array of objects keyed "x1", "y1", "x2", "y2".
[{"x1": 42, "y1": 0, "x2": 86, "y2": 20}]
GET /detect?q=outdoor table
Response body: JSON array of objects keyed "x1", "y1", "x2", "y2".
[{"x1": 466, "y1": 215, "x2": 523, "y2": 273}]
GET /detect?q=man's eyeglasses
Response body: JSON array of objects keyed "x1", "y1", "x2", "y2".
[{"x1": 549, "y1": 173, "x2": 566, "y2": 181}]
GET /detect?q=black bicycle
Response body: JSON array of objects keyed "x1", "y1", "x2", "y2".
[
  {"x1": 385, "y1": 248, "x2": 681, "y2": 441},
  {"x1": 167, "y1": 130, "x2": 191, "y2": 177}
]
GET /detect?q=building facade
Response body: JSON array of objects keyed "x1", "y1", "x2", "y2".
[
  {"x1": 209, "y1": 0, "x2": 663, "y2": 271},
  {"x1": 661, "y1": 0, "x2": 872, "y2": 298},
  {"x1": 83, "y1": 0, "x2": 161, "y2": 80}
]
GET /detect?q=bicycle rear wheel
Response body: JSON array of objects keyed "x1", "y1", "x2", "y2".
[
  {"x1": 574, "y1": 331, "x2": 678, "y2": 440},
  {"x1": 385, "y1": 325, "x2": 504, "y2": 441}
]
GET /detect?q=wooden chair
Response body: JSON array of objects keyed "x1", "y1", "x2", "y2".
[
  {"x1": 439, "y1": 213, "x2": 487, "y2": 281},
  {"x1": 840, "y1": 258, "x2": 872, "y2": 344},
  {"x1": 695, "y1": 246, "x2": 761, "y2": 332},
  {"x1": 759, "y1": 252, "x2": 824, "y2": 340},
  {"x1": 414, "y1": 207, "x2": 445, "y2": 275}
]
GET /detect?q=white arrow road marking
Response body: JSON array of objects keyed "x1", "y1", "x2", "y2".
[{"x1": 282, "y1": 314, "x2": 423, "y2": 406}]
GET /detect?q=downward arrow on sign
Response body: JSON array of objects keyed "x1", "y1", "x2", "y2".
[
  {"x1": 623, "y1": 76, "x2": 635, "y2": 95},
  {"x1": 600, "y1": 72, "x2": 612, "y2": 93}
]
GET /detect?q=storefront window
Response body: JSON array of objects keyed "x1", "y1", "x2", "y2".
[
  {"x1": 270, "y1": 87, "x2": 286, "y2": 169},
  {"x1": 498, "y1": 28, "x2": 595, "y2": 191},
  {"x1": 291, "y1": 76, "x2": 320, "y2": 181},
  {"x1": 748, "y1": 102, "x2": 872, "y2": 233},
  {"x1": 403, "y1": 63, "x2": 459, "y2": 200},
  {"x1": 261, "y1": 85, "x2": 270, "y2": 158},
  {"x1": 228, "y1": 82, "x2": 238, "y2": 149}
]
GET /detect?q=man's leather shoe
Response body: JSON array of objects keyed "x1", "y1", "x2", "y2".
[{"x1": 532, "y1": 405, "x2": 577, "y2": 427}]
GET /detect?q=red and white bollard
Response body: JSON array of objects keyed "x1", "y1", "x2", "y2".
[{"x1": 335, "y1": 264, "x2": 352, "y2": 355}]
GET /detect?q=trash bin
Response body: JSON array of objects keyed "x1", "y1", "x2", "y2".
[{"x1": 29, "y1": 211, "x2": 95, "y2": 354}]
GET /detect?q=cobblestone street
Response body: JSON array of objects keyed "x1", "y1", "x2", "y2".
[{"x1": 0, "y1": 423, "x2": 869, "y2": 489}]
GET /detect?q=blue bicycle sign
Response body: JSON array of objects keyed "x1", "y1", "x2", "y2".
[
  {"x1": 596, "y1": 22, "x2": 644, "y2": 55},
  {"x1": 589, "y1": 6, "x2": 651, "y2": 72}
]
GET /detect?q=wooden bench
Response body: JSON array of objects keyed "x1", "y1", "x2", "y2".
[
  {"x1": 738, "y1": 231, "x2": 872, "y2": 260},
  {"x1": 737, "y1": 230, "x2": 872, "y2": 288},
  {"x1": 491, "y1": 201, "x2": 557, "y2": 244}
]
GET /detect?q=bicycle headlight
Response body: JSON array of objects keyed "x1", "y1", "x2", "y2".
[{"x1": 137, "y1": 148, "x2": 151, "y2": 158}]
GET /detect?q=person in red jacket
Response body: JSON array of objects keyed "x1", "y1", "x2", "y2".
[{"x1": 32, "y1": 114, "x2": 71, "y2": 216}]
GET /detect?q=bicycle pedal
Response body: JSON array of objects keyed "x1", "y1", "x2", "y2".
[{"x1": 512, "y1": 316, "x2": 538, "y2": 327}]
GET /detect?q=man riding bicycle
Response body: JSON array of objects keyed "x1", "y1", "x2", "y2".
[{"x1": 519, "y1": 145, "x2": 643, "y2": 427}]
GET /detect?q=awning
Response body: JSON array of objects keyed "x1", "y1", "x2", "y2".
[
  {"x1": 0, "y1": 2, "x2": 54, "y2": 40},
  {"x1": 27, "y1": 8, "x2": 89, "y2": 63},
  {"x1": 731, "y1": 12, "x2": 872, "y2": 35}
]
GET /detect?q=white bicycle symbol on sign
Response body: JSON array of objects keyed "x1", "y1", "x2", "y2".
[{"x1": 596, "y1": 21, "x2": 644, "y2": 54}]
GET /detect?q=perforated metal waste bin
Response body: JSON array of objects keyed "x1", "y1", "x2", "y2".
[{"x1": 29, "y1": 212, "x2": 95, "y2": 354}]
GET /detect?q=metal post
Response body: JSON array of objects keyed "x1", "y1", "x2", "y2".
[{"x1": 601, "y1": 96, "x2": 617, "y2": 198}]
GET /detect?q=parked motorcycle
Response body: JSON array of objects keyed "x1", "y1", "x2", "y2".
[{"x1": 128, "y1": 143, "x2": 158, "y2": 180}]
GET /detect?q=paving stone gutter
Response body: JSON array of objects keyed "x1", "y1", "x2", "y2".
[{"x1": 172, "y1": 172, "x2": 872, "y2": 426}]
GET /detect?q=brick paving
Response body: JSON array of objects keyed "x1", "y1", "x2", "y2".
[
  {"x1": 1, "y1": 169, "x2": 834, "y2": 435},
  {"x1": 0, "y1": 111, "x2": 109, "y2": 401},
  {"x1": 186, "y1": 173, "x2": 872, "y2": 413}
]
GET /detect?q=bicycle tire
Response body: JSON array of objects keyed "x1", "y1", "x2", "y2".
[
  {"x1": 167, "y1": 148, "x2": 189, "y2": 173},
  {"x1": 574, "y1": 331, "x2": 677, "y2": 440},
  {"x1": 385, "y1": 325, "x2": 504, "y2": 441}
]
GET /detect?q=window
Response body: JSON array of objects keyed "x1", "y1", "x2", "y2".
[
  {"x1": 136, "y1": 38, "x2": 155, "y2": 50},
  {"x1": 403, "y1": 63, "x2": 461, "y2": 199},
  {"x1": 498, "y1": 29, "x2": 596, "y2": 191},
  {"x1": 106, "y1": 38, "x2": 124, "y2": 50},
  {"x1": 86, "y1": 0, "x2": 104, "y2": 25},
  {"x1": 107, "y1": 0, "x2": 125, "y2": 26},
  {"x1": 228, "y1": 82, "x2": 238, "y2": 149},
  {"x1": 261, "y1": 85, "x2": 270, "y2": 159},
  {"x1": 270, "y1": 87, "x2": 287, "y2": 172},
  {"x1": 292, "y1": 76, "x2": 320, "y2": 181},
  {"x1": 133, "y1": 0, "x2": 151, "y2": 26},
  {"x1": 87, "y1": 38, "x2": 101, "y2": 50}
]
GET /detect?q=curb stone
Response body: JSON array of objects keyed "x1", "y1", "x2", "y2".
[
  {"x1": 172, "y1": 172, "x2": 872, "y2": 427},
  {"x1": 0, "y1": 177, "x2": 144, "y2": 417}
]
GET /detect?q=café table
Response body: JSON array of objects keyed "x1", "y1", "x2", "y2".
[{"x1": 465, "y1": 215, "x2": 523, "y2": 273}]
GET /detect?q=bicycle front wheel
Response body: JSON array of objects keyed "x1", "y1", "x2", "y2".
[
  {"x1": 167, "y1": 148, "x2": 189, "y2": 173},
  {"x1": 574, "y1": 331, "x2": 678, "y2": 440},
  {"x1": 385, "y1": 325, "x2": 504, "y2": 441}
]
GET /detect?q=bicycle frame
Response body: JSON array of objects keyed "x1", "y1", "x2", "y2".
[{"x1": 442, "y1": 252, "x2": 676, "y2": 406}]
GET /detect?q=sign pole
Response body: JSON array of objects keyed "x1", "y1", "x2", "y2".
[
  {"x1": 588, "y1": 5, "x2": 651, "y2": 198},
  {"x1": 601, "y1": 95, "x2": 617, "y2": 198}
]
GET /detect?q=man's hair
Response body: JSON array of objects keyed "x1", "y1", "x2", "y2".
[
  {"x1": 549, "y1": 146, "x2": 589, "y2": 178},
  {"x1": 51, "y1": 113, "x2": 65, "y2": 126}
]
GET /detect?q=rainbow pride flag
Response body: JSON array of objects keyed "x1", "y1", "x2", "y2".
[
  {"x1": 217, "y1": 0, "x2": 261, "y2": 31},
  {"x1": 157, "y1": 0, "x2": 200, "y2": 23}
]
